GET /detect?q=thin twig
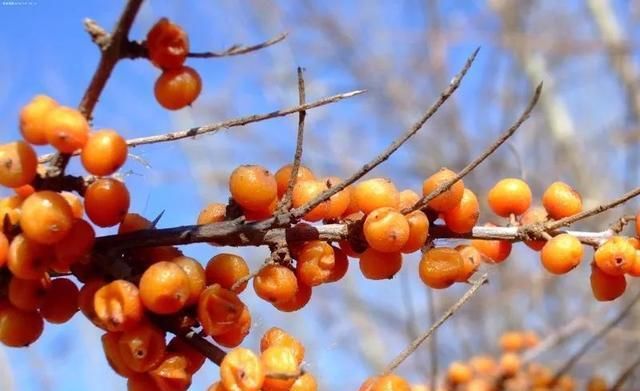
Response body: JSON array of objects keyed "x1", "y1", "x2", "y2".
[
  {"x1": 155, "y1": 317, "x2": 226, "y2": 365},
  {"x1": 611, "y1": 352, "x2": 640, "y2": 391},
  {"x1": 380, "y1": 273, "x2": 488, "y2": 375},
  {"x1": 520, "y1": 317, "x2": 587, "y2": 364},
  {"x1": 406, "y1": 82, "x2": 543, "y2": 213}
]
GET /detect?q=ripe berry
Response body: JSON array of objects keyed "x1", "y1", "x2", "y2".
[
  {"x1": 229, "y1": 165, "x2": 278, "y2": 213},
  {"x1": 487, "y1": 178, "x2": 532, "y2": 217},
  {"x1": 0, "y1": 306, "x2": 44, "y2": 347},
  {"x1": 419, "y1": 247, "x2": 464, "y2": 289},
  {"x1": 540, "y1": 233, "x2": 583, "y2": 274},
  {"x1": 84, "y1": 178, "x2": 130, "y2": 227},
  {"x1": 442, "y1": 188, "x2": 479, "y2": 233},
  {"x1": 253, "y1": 264, "x2": 298, "y2": 304},
  {"x1": 205, "y1": 253, "x2": 250, "y2": 293},
  {"x1": 398, "y1": 189, "x2": 420, "y2": 210},
  {"x1": 455, "y1": 244, "x2": 482, "y2": 282},
  {"x1": 39, "y1": 277, "x2": 79, "y2": 324},
  {"x1": 587, "y1": 376, "x2": 608, "y2": 391},
  {"x1": 291, "y1": 373, "x2": 318, "y2": 391},
  {"x1": 79, "y1": 279, "x2": 107, "y2": 329},
  {"x1": 172, "y1": 256, "x2": 206, "y2": 306},
  {"x1": 542, "y1": 181, "x2": 582, "y2": 219},
  {"x1": 43, "y1": 106, "x2": 89, "y2": 153},
  {"x1": 400, "y1": 210, "x2": 429, "y2": 254},
  {"x1": 118, "y1": 322, "x2": 166, "y2": 372},
  {"x1": 359, "y1": 374, "x2": 410, "y2": 391},
  {"x1": 146, "y1": 18, "x2": 189, "y2": 70},
  {"x1": 272, "y1": 282, "x2": 312, "y2": 312},
  {"x1": 14, "y1": 184, "x2": 35, "y2": 198},
  {"x1": 590, "y1": 263, "x2": 626, "y2": 301},
  {"x1": 0, "y1": 195, "x2": 23, "y2": 226},
  {"x1": 154, "y1": 66, "x2": 202, "y2": 110},
  {"x1": 291, "y1": 179, "x2": 330, "y2": 221},
  {"x1": 167, "y1": 336, "x2": 206, "y2": 374},
  {"x1": 326, "y1": 246, "x2": 349, "y2": 282},
  {"x1": 260, "y1": 327, "x2": 305, "y2": 365},
  {"x1": 213, "y1": 304, "x2": 252, "y2": 348},
  {"x1": 295, "y1": 241, "x2": 335, "y2": 286},
  {"x1": 220, "y1": 348, "x2": 266, "y2": 391},
  {"x1": 274, "y1": 164, "x2": 315, "y2": 198},
  {"x1": 53, "y1": 218, "x2": 95, "y2": 272},
  {"x1": 197, "y1": 202, "x2": 226, "y2": 225},
  {"x1": 197, "y1": 284, "x2": 245, "y2": 336},
  {"x1": 93, "y1": 280, "x2": 143, "y2": 332},
  {"x1": 139, "y1": 261, "x2": 191, "y2": 314},
  {"x1": 102, "y1": 332, "x2": 136, "y2": 378},
  {"x1": 61, "y1": 191, "x2": 84, "y2": 218},
  {"x1": 447, "y1": 361, "x2": 473, "y2": 384},
  {"x1": 422, "y1": 168, "x2": 464, "y2": 212},
  {"x1": 20, "y1": 191, "x2": 74, "y2": 245},
  {"x1": 324, "y1": 177, "x2": 352, "y2": 219},
  {"x1": 0, "y1": 141, "x2": 38, "y2": 188},
  {"x1": 20, "y1": 95, "x2": 59, "y2": 145},
  {"x1": 518, "y1": 207, "x2": 548, "y2": 251},
  {"x1": 0, "y1": 232, "x2": 9, "y2": 268},
  {"x1": 352, "y1": 178, "x2": 399, "y2": 214},
  {"x1": 149, "y1": 354, "x2": 192, "y2": 390},
  {"x1": 499, "y1": 331, "x2": 525, "y2": 352},
  {"x1": 499, "y1": 353, "x2": 521, "y2": 377},
  {"x1": 363, "y1": 207, "x2": 410, "y2": 253},
  {"x1": 81, "y1": 129, "x2": 128, "y2": 176},
  {"x1": 8, "y1": 275, "x2": 50, "y2": 311},
  {"x1": 359, "y1": 249, "x2": 402, "y2": 280},
  {"x1": 593, "y1": 236, "x2": 635, "y2": 276},
  {"x1": 7, "y1": 234, "x2": 50, "y2": 280},
  {"x1": 261, "y1": 346, "x2": 299, "y2": 390},
  {"x1": 470, "y1": 224, "x2": 512, "y2": 263}
]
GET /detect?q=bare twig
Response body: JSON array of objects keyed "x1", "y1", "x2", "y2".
[
  {"x1": 521, "y1": 317, "x2": 587, "y2": 364},
  {"x1": 155, "y1": 317, "x2": 226, "y2": 365},
  {"x1": 380, "y1": 273, "x2": 488, "y2": 375},
  {"x1": 406, "y1": 82, "x2": 543, "y2": 213},
  {"x1": 611, "y1": 353, "x2": 640, "y2": 391}
]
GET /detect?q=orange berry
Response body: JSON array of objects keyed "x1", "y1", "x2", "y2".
[
  {"x1": 39, "y1": 277, "x2": 79, "y2": 324},
  {"x1": 447, "y1": 361, "x2": 473, "y2": 384},
  {"x1": 359, "y1": 248, "x2": 402, "y2": 280},
  {"x1": 7, "y1": 234, "x2": 51, "y2": 280},
  {"x1": 0, "y1": 306, "x2": 44, "y2": 347},
  {"x1": 627, "y1": 250, "x2": 640, "y2": 277},
  {"x1": 326, "y1": 246, "x2": 349, "y2": 282},
  {"x1": 594, "y1": 236, "x2": 636, "y2": 276},
  {"x1": 118, "y1": 213, "x2": 152, "y2": 234},
  {"x1": 149, "y1": 354, "x2": 192, "y2": 391},
  {"x1": 0, "y1": 195, "x2": 23, "y2": 226},
  {"x1": 102, "y1": 332, "x2": 136, "y2": 378},
  {"x1": 146, "y1": 18, "x2": 189, "y2": 70},
  {"x1": 352, "y1": 178, "x2": 399, "y2": 214},
  {"x1": 261, "y1": 346, "x2": 299, "y2": 391},
  {"x1": 591, "y1": 263, "x2": 626, "y2": 301},
  {"x1": 19, "y1": 95, "x2": 59, "y2": 145},
  {"x1": 419, "y1": 247, "x2": 464, "y2": 289},
  {"x1": 43, "y1": 106, "x2": 89, "y2": 153},
  {"x1": 197, "y1": 202, "x2": 227, "y2": 224},
  {"x1": 154, "y1": 66, "x2": 202, "y2": 110},
  {"x1": 8, "y1": 275, "x2": 50, "y2": 311},
  {"x1": 469, "y1": 355, "x2": 497, "y2": 376},
  {"x1": 197, "y1": 284, "x2": 245, "y2": 336},
  {"x1": 167, "y1": 337, "x2": 206, "y2": 374},
  {"x1": 636, "y1": 211, "x2": 640, "y2": 238},
  {"x1": 499, "y1": 353, "x2": 521, "y2": 377},
  {"x1": 84, "y1": 178, "x2": 130, "y2": 227},
  {"x1": 14, "y1": 184, "x2": 35, "y2": 198},
  {"x1": 339, "y1": 238, "x2": 365, "y2": 258},
  {"x1": 128, "y1": 374, "x2": 159, "y2": 391},
  {"x1": 295, "y1": 241, "x2": 335, "y2": 286},
  {"x1": 455, "y1": 244, "x2": 482, "y2": 282},
  {"x1": 93, "y1": 280, "x2": 144, "y2": 332},
  {"x1": 528, "y1": 363, "x2": 553, "y2": 388},
  {"x1": 487, "y1": 178, "x2": 532, "y2": 217},
  {"x1": 53, "y1": 218, "x2": 95, "y2": 271},
  {"x1": 398, "y1": 189, "x2": 420, "y2": 210},
  {"x1": 206, "y1": 382, "x2": 227, "y2": 391},
  {"x1": 139, "y1": 261, "x2": 191, "y2": 314},
  {"x1": 359, "y1": 374, "x2": 411, "y2": 391},
  {"x1": 291, "y1": 373, "x2": 318, "y2": 391},
  {"x1": 79, "y1": 279, "x2": 107, "y2": 329},
  {"x1": 540, "y1": 233, "x2": 583, "y2": 274},
  {"x1": 213, "y1": 304, "x2": 252, "y2": 348},
  {"x1": 260, "y1": 327, "x2": 305, "y2": 364},
  {"x1": 587, "y1": 376, "x2": 608, "y2": 391},
  {"x1": 442, "y1": 188, "x2": 479, "y2": 233},
  {"x1": 172, "y1": 256, "x2": 206, "y2": 306},
  {"x1": 518, "y1": 207, "x2": 548, "y2": 251},
  {"x1": 363, "y1": 207, "x2": 410, "y2": 253},
  {"x1": 272, "y1": 281, "x2": 312, "y2": 312},
  {"x1": 0, "y1": 141, "x2": 38, "y2": 188},
  {"x1": 470, "y1": 224, "x2": 512, "y2": 263},
  {"x1": 254, "y1": 264, "x2": 298, "y2": 304},
  {"x1": 20, "y1": 190, "x2": 73, "y2": 245},
  {"x1": 61, "y1": 191, "x2": 84, "y2": 218},
  {"x1": 542, "y1": 181, "x2": 582, "y2": 219},
  {"x1": 422, "y1": 168, "x2": 464, "y2": 212},
  {"x1": 274, "y1": 164, "x2": 315, "y2": 198},
  {"x1": 81, "y1": 129, "x2": 128, "y2": 176},
  {"x1": 291, "y1": 179, "x2": 330, "y2": 221},
  {"x1": 0, "y1": 232, "x2": 7, "y2": 267},
  {"x1": 229, "y1": 165, "x2": 278, "y2": 213},
  {"x1": 220, "y1": 347, "x2": 266, "y2": 391},
  {"x1": 324, "y1": 176, "x2": 352, "y2": 219},
  {"x1": 205, "y1": 253, "x2": 250, "y2": 293},
  {"x1": 499, "y1": 331, "x2": 525, "y2": 352},
  {"x1": 118, "y1": 322, "x2": 166, "y2": 372},
  {"x1": 523, "y1": 330, "x2": 540, "y2": 348}
]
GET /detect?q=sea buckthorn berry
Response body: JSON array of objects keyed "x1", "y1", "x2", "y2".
[
  {"x1": 254, "y1": 264, "x2": 298, "y2": 303},
  {"x1": 275, "y1": 164, "x2": 316, "y2": 198},
  {"x1": 0, "y1": 232, "x2": 8, "y2": 267},
  {"x1": 518, "y1": 207, "x2": 548, "y2": 251},
  {"x1": 447, "y1": 361, "x2": 473, "y2": 385},
  {"x1": 540, "y1": 233, "x2": 583, "y2": 274},
  {"x1": 326, "y1": 246, "x2": 349, "y2": 282},
  {"x1": 7, "y1": 234, "x2": 50, "y2": 280},
  {"x1": 0, "y1": 195, "x2": 23, "y2": 226},
  {"x1": 470, "y1": 224, "x2": 512, "y2": 263},
  {"x1": 587, "y1": 376, "x2": 608, "y2": 391},
  {"x1": 243, "y1": 198, "x2": 277, "y2": 221},
  {"x1": 60, "y1": 191, "x2": 83, "y2": 218},
  {"x1": 85, "y1": 178, "x2": 130, "y2": 227},
  {"x1": 487, "y1": 178, "x2": 532, "y2": 217},
  {"x1": 469, "y1": 355, "x2": 497, "y2": 376},
  {"x1": 636, "y1": 211, "x2": 640, "y2": 238},
  {"x1": 422, "y1": 168, "x2": 464, "y2": 212},
  {"x1": 206, "y1": 382, "x2": 227, "y2": 391},
  {"x1": 79, "y1": 279, "x2": 107, "y2": 328},
  {"x1": 14, "y1": 184, "x2": 35, "y2": 198},
  {"x1": 220, "y1": 347, "x2": 266, "y2": 391},
  {"x1": 542, "y1": 181, "x2": 582, "y2": 219},
  {"x1": 442, "y1": 188, "x2": 479, "y2": 233},
  {"x1": 594, "y1": 236, "x2": 635, "y2": 276},
  {"x1": 398, "y1": 189, "x2": 420, "y2": 210},
  {"x1": 499, "y1": 331, "x2": 524, "y2": 352},
  {"x1": 339, "y1": 238, "x2": 365, "y2": 258},
  {"x1": 359, "y1": 374, "x2": 411, "y2": 391},
  {"x1": 172, "y1": 256, "x2": 206, "y2": 306},
  {"x1": 260, "y1": 327, "x2": 305, "y2": 364},
  {"x1": 419, "y1": 247, "x2": 464, "y2": 289},
  {"x1": 213, "y1": 304, "x2": 252, "y2": 348},
  {"x1": 53, "y1": 218, "x2": 95, "y2": 271},
  {"x1": 197, "y1": 284, "x2": 245, "y2": 336},
  {"x1": 118, "y1": 322, "x2": 166, "y2": 373},
  {"x1": 149, "y1": 354, "x2": 192, "y2": 391},
  {"x1": 39, "y1": 277, "x2": 79, "y2": 324},
  {"x1": 0, "y1": 141, "x2": 38, "y2": 188},
  {"x1": 352, "y1": 178, "x2": 399, "y2": 214},
  {"x1": 296, "y1": 241, "x2": 335, "y2": 286},
  {"x1": 8, "y1": 275, "x2": 50, "y2": 311},
  {"x1": 341, "y1": 191, "x2": 362, "y2": 216},
  {"x1": 197, "y1": 202, "x2": 227, "y2": 225},
  {"x1": 0, "y1": 306, "x2": 44, "y2": 347},
  {"x1": 167, "y1": 337, "x2": 206, "y2": 374},
  {"x1": 628, "y1": 250, "x2": 640, "y2": 277},
  {"x1": 118, "y1": 213, "x2": 152, "y2": 234},
  {"x1": 81, "y1": 129, "x2": 128, "y2": 176},
  {"x1": 154, "y1": 66, "x2": 202, "y2": 110},
  {"x1": 43, "y1": 106, "x2": 89, "y2": 153},
  {"x1": 363, "y1": 207, "x2": 410, "y2": 253},
  {"x1": 261, "y1": 346, "x2": 299, "y2": 391},
  {"x1": 528, "y1": 363, "x2": 553, "y2": 388},
  {"x1": 523, "y1": 330, "x2": 539, "y2": 348},
  {"x1": 94, "y1": 279, "x2": 143, "y2": 332},
  {"x1": 455, "y1": 244, "x2": 482, "y2": 282},
  {"x1": 229, "y1": 165, "x2": 278, "y2": 213},
  {"x1": 102, "y1": 332, "x2": 136, "y2": 378},
  {"x1": 128, "y1": 374, "x2": 158, "y2": 391},
  {"x1": 324, "y1": 176, "x2": 352, "y2": 219},
  {"x1": 19, "y1": 95, "x2": 58, "y2": 145},
  {"x1": 359, "y1": 249, "x2": 402, "y2": 280},
  {"x1": 146, "y1": 18, "x2": 189, "y2": 70},
  {"x1": 272, "y1": 281, "x2": 312, "y2": 312},
  {"x1": 591, "y1": 263, "x2": 626, "y2": 301},
  {"x1": 20, "y1": 191, "x2": 73, "y2": 245},
  {"x1": 291, "y1": 373, "x2": 318, "y2": 391},
  {"x1": 205, "y1": 253, "x2": 250, "y2": 293},
  {"x1": 139, "y1": 261, "x2": 191, "y2": 314},
  {"x1": 291, "y1": 179, "x2": 330, "y2": 221},
  {"x1": 499, "y1": 353, "x2": 521, "y2": 377}
]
